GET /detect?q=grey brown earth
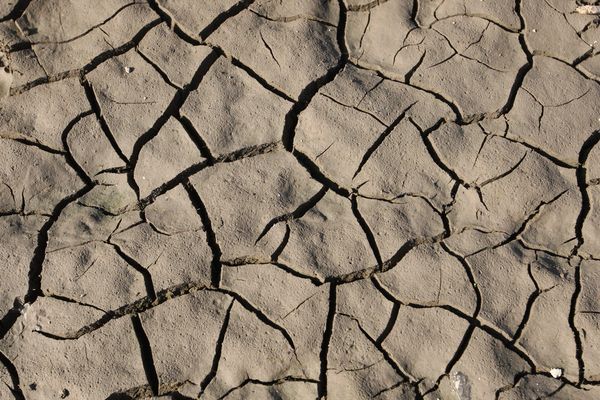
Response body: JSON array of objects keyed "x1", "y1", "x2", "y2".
[{"x1": 1, "y1": 0, "x2": 600, "y2": 399}]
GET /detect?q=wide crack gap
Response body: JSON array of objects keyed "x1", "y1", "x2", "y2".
[
  {"x1": 175, "y1": 114, "x2": 216, "y2": 163},
  {"x1": 568, "y1": 258, "x2": 585, "y2": 384},
  {"x1": 183, "y1": 180, "x2": 222, "y2": 288},
  {"x1": 0, "y1": 0, "x2": 31, "y2": 22},
  {"x1": 317, "y1": 283, "x2": 336, "y2": 399},
  {"x1": 350, "y1": 195, "x2": 383, "y2": 266},
  {"x1": 0, "y1": 349, "x2": 25, "y2": 400},
  {"x1": 572, "y1": 129, "x2": 600, "y2": 255},
  {"x1": 282, "y1": 0, "x2": 349, "y2": 152},
  {"x1": 131, "y1": 314, "x2": 159, "y2": 396}
]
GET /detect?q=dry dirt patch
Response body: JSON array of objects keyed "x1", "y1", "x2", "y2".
[{"x1": 2, "y1": 0, "x2": 600, "y2": 399}]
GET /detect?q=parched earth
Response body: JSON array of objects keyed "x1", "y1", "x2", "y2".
[{"x1": 1, "y1": 0, "x2": 600, "y2": 399}]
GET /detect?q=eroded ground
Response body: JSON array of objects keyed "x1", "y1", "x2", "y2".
[{"x1": 1, "y1": 0, "x2": 600, "y2": 399}]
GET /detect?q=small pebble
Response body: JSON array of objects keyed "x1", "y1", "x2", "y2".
[
  {"x1": 550, "y1": 368, "x2": 563, "y2": 378},
  {"x1": 124, "y1": 66, "x2": 134, "y2": 73}
]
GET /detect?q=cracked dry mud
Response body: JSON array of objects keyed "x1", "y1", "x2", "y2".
[{"x1": 2, "y1": 1, "x2": 600, "y2": 400}]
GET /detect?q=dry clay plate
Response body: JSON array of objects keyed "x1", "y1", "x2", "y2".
[{"x1": 2, "y1": 0, "x2": 600, "y2": 399}]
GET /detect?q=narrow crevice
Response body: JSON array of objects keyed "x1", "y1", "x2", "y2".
[
  {"x1": 478, "y1": 152, "x2": 527, "y2": 187},
  {"x1": 199, "y1": 0, "x2": 256, "y2": 40},
  {"x1": 110, "y1": 243, "x2": 156, "y2": 299},
  {"x1": 248, "y1": 8, "x2": 337, "y2": 28},
  {"x1": 318, "y1": 283, "x2": 337, "y2": 399},
  {"x1": 198, "y1": 299, "x2": 234, "y2": 396},
  {"x1": 281, "y1": 0, "x2": 349, "y2": 151},
  {"x1": 175, "y1": 114, "x2": 216, "y2": 163},
  {"x1": 511, "y1": 262, "x2": 543, "y2": 344},
  {"x1": 135, "y1": 47, "x2": 180, "y2": 89},
  {"x1": 137, "y1": 142, "x2": 279, "y2": 211},
  {"x1": 259, "y1": 30, "x2": 281, "y2": 68},
  {"x1": 347, "y1": 0, "x2": 390, "y2": 12},
  {"x1": 495, "y1": 40, "x2": 533, "y2": 117},
  {"x1": 403, "y1": 301, "x2": 535, "y2": 370},
  {"x1": 439, "y1": 243, "x2": 481, "y2": 377},
  {"x1": 410, "y1": 117, "x2": 466, "y2": 186},
  {"x1": 338, "y1": 312, "x2": 416, "y2": 383},
  {"x1": 146, "y1": 1, "x2": 201, "y2": 45},
  {"x1": 126, "y1": 49, "x2": 220, "y2": 200},
  {"x1": 272, "y1": 262, "x2": 324, "y2": 286},
  {"x1": 373, "y1": 277, "x2": 535, "y2": 371},
  {"x1": 485, "y1": 130, "x2": 577, "y2": 169},
  {"x1": 221, "y1": 258, "x2": 323, "y2": 286},
  {"x1": 44, "y1": 293, "x2": 108, "y2": 314},
  {"x1": 325, "y1": 232, "x2": 446, "y2": 285},
  {"x1": 10, "y1": 19, "x2": 162, "y2": 95},
  {"x1": 353, "y1": 101, "x2": 417, "y2": 178},
  {"x1": 81, "y1": 77, "x2": 130, "y2": 164},
  {"x1": 81, "y1": 19, "x2": 162, "y2": 76},
  {"x1": 25, "y1": 184, "x2": 95, "y2": 304},
  {"x1": 131, "y1": 314, "x2": 159, "y2": 396},
  {"x1": 3, "y1": 136, "x2": 65, "y2": 155},
  {"x1": 319, "y1": 90, "x2": 388, "y2": 125},
  {"x1": 351, "y1": 195, "x2": 383, "y2": 266},
  {"x1": 183, "y1": 180, "x2": 222, "y2": 287},
  {"x1": 468, "y1": 189, "x2": 569, "y2": 256},
  {"x1": 376, "y1": 301, "x2": 399, "y2": 345},
  {"x1": 290, "y1": 150, "x2": 351, "y2": 197},
  {"x1": 30, "y1": 2, "x2": 138, "y2": 45},
  {"x1": 9, "y1": 68, "x2": 71, "y2": 96},
  {"x1": 217, "y1": 376, "x2": 319, "y2": 400},
  {"x1": 404, "y1": 50, "x2": 426, "y2": 83},
  {"x1": 216, "y1": 288, "x2": 295, "y2": 350},
  {"x1": 38, "y1": 280, "x2": 212, "y2": 340},
  {"x1": 61, "y1": 110, "x2": 96, "y2": 185},
  {"x1": 0, "y1": 350, "x2": 25, "y2": 400},
  {"x1": 203, "y1": 42, "x2": 295, "y2": 102},
  {"x1": 255, "y1": 186, "x2": 328, "y2": 244},
  {"x1": 271, "y1": 224, "x2": 291, "y2": 261}
]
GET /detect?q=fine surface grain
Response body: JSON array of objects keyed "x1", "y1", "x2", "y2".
[{"x1": 1, "y1": 0, "x2": 600, "y2": 399}]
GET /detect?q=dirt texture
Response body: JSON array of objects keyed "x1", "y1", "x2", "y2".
[{"x1": 1, "y1": 0, "x2": 600, "y2": 399}]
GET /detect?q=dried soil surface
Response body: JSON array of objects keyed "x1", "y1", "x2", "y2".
[{"x1": 2, "y1": 0, "x2": 600, "y2": 399}]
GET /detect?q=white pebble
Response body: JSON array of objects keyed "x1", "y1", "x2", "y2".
[{"x1": 550, "y1": 368, "x2": 563, "y2": 378}]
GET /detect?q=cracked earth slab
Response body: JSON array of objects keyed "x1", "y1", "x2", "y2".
[{"x1": 2, "y1": 0, "x2": 600, "y2": 399}]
